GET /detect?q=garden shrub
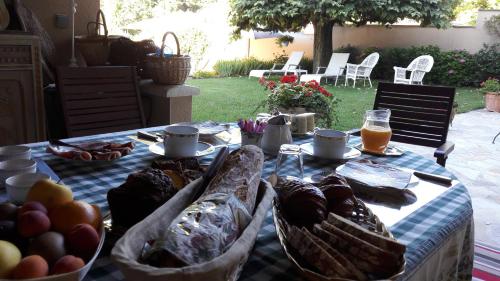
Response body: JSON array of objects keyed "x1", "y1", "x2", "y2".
[
  {"x1": 192, "y1": 70, "x2": 218, "y2": 79},
  {"x1": 213, "y1": 57, "x2": 273, "y2": 77},
  {"x1": 475, "y1": 44, "x2": 500, "y2": 82},
  {"x1": 334, "y1": 44, "x2": 362, "y2": 63},
  {"x1": 212, "y1": 44, "x2": 498, "y2": 86},
  {"x1": 333, "y1": 44, "x2": 498, "y2": 87}
]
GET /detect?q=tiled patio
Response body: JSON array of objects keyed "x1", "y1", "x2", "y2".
[{"x1": 397, "y1": 109, "x2": 500, "y2": 248}]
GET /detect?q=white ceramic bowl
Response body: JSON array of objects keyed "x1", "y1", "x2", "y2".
[
  {"x1": 5, "y1": 172, "x2": 50, "y2": 203},
  {"x1": 0, "y1": 145, "x2": 31, "y2": 161},
  {"x1": 0, "y1": 159, "x2": 37, "y2": 188}
]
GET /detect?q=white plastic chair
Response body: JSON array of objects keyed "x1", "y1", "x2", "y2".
[
  {"x1": 249, "y1": 51, "x2": 307, "y2": 78},
  {"x1": 300, "y1": 53, "x2": 350, "y2": 86},
  {"x1": 393, "y1": 55, "x2": 434, "y2": 85},
  {"x1": 344, "y1": 52, "x2": 380, "y2": 88}
]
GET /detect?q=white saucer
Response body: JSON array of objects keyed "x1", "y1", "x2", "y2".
[
  {"x1": 149, "y1": 142, "x2": 216, "y2": 158},
  {"x1": 299, "y1": 142, "x2": 361, "y2": 160}
]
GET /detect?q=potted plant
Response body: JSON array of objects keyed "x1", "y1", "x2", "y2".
[
  {"x1": 275, "y1": 35, "x2": 294, "y2": 47},
  {"x1": 258, "y1": 75, "x2": 338, "y2": 127},
  {"x1": 481, "y1": 77, "x2": 500, "y2": 113}
]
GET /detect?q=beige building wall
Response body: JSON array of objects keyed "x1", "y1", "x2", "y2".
[
  {"x1": 249, "y1": 10, "x2": 500, "y2": 60},
  {"x1": 22, "y1": 0, "x2": 100, "y2": 65}
]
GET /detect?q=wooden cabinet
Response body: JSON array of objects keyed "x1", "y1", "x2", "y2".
[{"x1": 0, "y1": 33, "x2": 45, "y2": 145}]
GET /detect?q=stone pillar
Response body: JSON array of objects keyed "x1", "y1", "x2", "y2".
[{"x1": 139, "y1": 80, "x2": 200, "y2": 126}]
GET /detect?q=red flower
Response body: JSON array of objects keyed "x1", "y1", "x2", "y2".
[
  {"x1": 305, "y1": 91, "x2": 313, "y2": 97},
  {"x1": 280, "y1": 74, "x2": 298, "y2": 84},
  {"x1": 258, "y1": 76, "x2": 266, "y2": 85},
  {"x1": 318, "y1": 87, "x2": 332, "y2": 97},
  {"x1": 307, "y1": 80, "x2": 320, "y2": 90},
  {"x1": 267, "y1": 81, "x2": 276, "y2": 89}
]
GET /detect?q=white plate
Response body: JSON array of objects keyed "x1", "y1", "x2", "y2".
[
  {"x1": 299, "y1": 142, "x2": 361, "y2": 160},
  {"x1": 149, "y1": 142, "x2": 216, "y2": 158},
  {"x1": 172, "y1": 121, "x2": 228, "y2": 136},
  {"x1": 47, "y1": 145, "x2": 130, "y2": 163}
]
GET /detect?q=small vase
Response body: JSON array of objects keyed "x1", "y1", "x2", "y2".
[
  {"x1": 485, "y1": 92, "x2": 500, "y2": 113},
  {"x1": 241, "y1": 132, "x2": 263, "y2": 147}
]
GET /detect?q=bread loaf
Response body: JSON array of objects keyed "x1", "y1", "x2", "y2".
[
  {"x1": 287, "y1": 226, "x2": 342, "y2": 278},
  {"x1": 314, "y1": 222, "x2": 402, "y2": 275},
  {"x1": 142, "y1": 145, "x2": 264, "y2": 267},
  {"x1": 303, "y1": 227, "x2": 368, "y2": 280},
  {"x1": 203, "y1": 145, "x2": 264, "y2": 213},
  {"x1": 327, "y1": 212, "x2": 406, "y2": 256}
]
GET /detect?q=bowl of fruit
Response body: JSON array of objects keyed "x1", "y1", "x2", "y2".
[{"x1": 0, "y1": 179, "x2": 104, "y2": 280}]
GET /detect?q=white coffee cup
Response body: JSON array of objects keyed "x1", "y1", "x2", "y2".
[
  {"x1": 313, "y1": 129, "x2": 350, "y2": 159},
  {"x1": 163, "y1": 125, "x2": 199, "y2": 158},
  {"x1": 0, "y1": 159, "x2": 37, "y2": 188},
  {"x1": 0, "y1": 145, "x2": 31, "y2": 161},
  {"x1": 6, "y1": 172, "x2": 50, "y2": 203}
]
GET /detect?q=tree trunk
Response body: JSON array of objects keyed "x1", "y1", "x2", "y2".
[{"x1": 313, "y1": 20, "x2": 334, "y2": 72}]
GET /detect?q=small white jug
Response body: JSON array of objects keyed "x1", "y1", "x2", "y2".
[{"x1": 261, "y1": 123, "x2": 293, "y2": 155}]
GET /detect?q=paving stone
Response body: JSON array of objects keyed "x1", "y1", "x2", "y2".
[{"x1": 394, "y1": 109, "x2": 500, "y2": 248}]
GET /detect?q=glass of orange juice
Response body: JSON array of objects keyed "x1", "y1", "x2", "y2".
[{"x1": 361, "y1": 109, "x2": 392, "y2": 154}]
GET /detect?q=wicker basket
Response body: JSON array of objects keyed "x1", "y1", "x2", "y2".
[
  {"x1": 75, "y1": 10, "x2": 118, "y2": 66},
  {"x1": 111, "y1": 178, "x2": 275, "y2": 281},
  {"x1": 108, "y1": 38, "x2": 158, "y2": 79},
  {"x1": 146, "y1": 31, "x2": 191, "y2": 85},
  {"x1": 272, "y1": 199, "x2": 405, "y2": 281}
]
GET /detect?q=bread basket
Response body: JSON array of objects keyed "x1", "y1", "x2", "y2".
[
  {"x1": 111, "y1": 177, "x2": 275, "y2": 281},
  {"x1": 272, "y1": 199, "x2": 406, "y2": 281}
]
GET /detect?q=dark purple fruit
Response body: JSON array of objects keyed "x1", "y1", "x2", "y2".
[
  {"x1": 0, "y1": 220, "x2": 16, "y2": 240},
  {"x1": 0, "y1": 202, "x2": 18, "y2": 221}
]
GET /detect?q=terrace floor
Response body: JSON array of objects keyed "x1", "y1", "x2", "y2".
[{"x1": 396, "y1": 109, "x2": 500, "y2": 248}]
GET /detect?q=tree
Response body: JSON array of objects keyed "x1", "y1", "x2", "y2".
[{"x1": 229, "y1": 0, "x2": 460, "y2": 70}]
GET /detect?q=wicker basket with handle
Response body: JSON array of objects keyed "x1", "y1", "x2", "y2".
[
  {"x1": 75, "y1": 9, "x2": 119, "y2": 66},
  {"x1": 146, "y1": 31, "x2": 191, "y2": 85}
]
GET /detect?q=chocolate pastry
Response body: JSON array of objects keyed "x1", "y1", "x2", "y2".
[
  {"x1": 107, "y1": 168, "x2": 176, "y2": 228},
  {"x1": 318, "y1": 173, "x2": 358, "y2": 216},
  {"x1": 317, "y1": 173, "x2": 349, "y2": 187},
  {"x1": 152, "y1": 157, "x2": 204, "y2": 184},
  {"x1": 276, "y1": 179, "x2": 327, "y2": 228}
]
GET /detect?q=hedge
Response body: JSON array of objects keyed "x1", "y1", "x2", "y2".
[{"x1": 212, "y1": 44, "x2": 499, "y2": 87}]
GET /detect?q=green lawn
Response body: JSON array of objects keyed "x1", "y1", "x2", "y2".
[{"x1": 188, "y1": 77, "x2": 484, "y2": 131}]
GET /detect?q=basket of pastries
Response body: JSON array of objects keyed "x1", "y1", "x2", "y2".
[
  {"x1": 111, "y1": 145, "x2": 275, "y2": 281},
  {"x1": 272, "y1": 173, "x2": 406, "y2": 281}
]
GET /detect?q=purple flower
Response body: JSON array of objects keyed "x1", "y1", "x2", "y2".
[
  {"x1": 458, "y1": 59, "x2": 465, "y2": 64},
  {"x1": 448, "y1": 69, "x2": 455, "y2": 74}
]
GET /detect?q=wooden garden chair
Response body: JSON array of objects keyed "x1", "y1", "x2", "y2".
[
  {"x1": 353, "y1": 82, "x2": 456, "y2": 166},
  {"x1": 56, "y1": 66, "x2": 146, "y2": 137}
]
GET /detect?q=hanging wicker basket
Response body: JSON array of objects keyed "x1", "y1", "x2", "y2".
[
  {"x1": 75, "y1": 9, "x2": 119, "y2": 66},
  {"x1": 146, "y1": 31, "x2": 191, "y2": 85}
]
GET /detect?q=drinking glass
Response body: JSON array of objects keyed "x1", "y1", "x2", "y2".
[{"x1": 274, "y1": 144, "x2": 304, "y2": 179}]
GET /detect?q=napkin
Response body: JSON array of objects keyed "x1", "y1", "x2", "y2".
[
  {"x1": 336, "y1": 160, "x2": 416, "y2": 207},
  {"x1": 336, "y1": 160, "x2": 412, "y2": 190}
]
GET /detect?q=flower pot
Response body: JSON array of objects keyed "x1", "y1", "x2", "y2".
[
  {"x1": 485, "y1": 92, "x2": 500, "y2": 113},
  {"x1": 278, "y1": 107, "x2": 307, "y2": 115}
]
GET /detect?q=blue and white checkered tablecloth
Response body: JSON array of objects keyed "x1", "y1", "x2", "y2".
[{"x1": 20, "y1": 127, "x2": 473, "y2": 281}]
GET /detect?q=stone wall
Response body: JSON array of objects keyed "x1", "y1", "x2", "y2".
[
  {"x1": 249, "y1": 10, "x2": 500, "y2": 60},
  {"x1": 22, "y1": 0, "x2": 100, "y2": 65}
]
